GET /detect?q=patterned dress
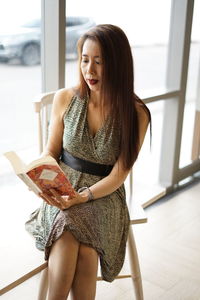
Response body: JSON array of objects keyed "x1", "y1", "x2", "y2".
[{"x1": 25, "y1": 94, "x2": 130, "y2": 282}]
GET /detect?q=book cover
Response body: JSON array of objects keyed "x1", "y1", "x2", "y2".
[{"x1": 4, "y1": 151, "x2": 75, "y2": 197}]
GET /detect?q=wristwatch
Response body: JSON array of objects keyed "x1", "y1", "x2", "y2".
[{"x1": 78, "y1": 186, "x2": 94, "y2": 201}]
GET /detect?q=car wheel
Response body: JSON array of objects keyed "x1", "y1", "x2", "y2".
[{"x1": 21, "y1": 43, "x2": 40, "y2": 66}]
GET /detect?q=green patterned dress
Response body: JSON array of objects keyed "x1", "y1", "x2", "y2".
[{"x1": 25, "y1": 94, "x2": 130, "y2": 282}]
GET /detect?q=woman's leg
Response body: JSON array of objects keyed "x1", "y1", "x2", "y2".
[
  {"x1": 38, "y1": 268, "x2": 48, "y2": 300},
  {"x1": 47, "y1": 231, "x2": 80, "y2": 300},
  {"x1": 71, "y1": 244, "x2": 98, "y2": 300}
]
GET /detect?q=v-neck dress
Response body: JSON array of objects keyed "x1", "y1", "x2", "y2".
[{"x1": 25, "y1": 94, "x2": 130, "y2": 282}]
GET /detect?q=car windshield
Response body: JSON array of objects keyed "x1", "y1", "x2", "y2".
[{"x1": 20, "y1": 17, "x2": 89, "y2": 29}]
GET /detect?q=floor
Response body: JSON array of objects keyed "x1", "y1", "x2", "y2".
[{"x1": 1, "y1": 179, "x2": 200, "y2": 299}]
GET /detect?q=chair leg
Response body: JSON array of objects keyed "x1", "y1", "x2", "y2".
[{"x1": 128, "y1": 226, "x2": 144, "y2": 300}]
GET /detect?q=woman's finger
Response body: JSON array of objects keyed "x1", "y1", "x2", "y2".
[
  {"x1": 40, "y1": 191, "x2": 81, "y2": 210},
  {"x1": 40, "y1": 192, "x2": 62, "y2": 209},
  {"x1": 50, "y1": 189, "x2": 63, "y2": 201},
  {"x1": 50, "y1": 189, "x2": 79, "y2": 210},
  {"x1": 50, "y1": 189, "x2": 68, "y2": 209}
]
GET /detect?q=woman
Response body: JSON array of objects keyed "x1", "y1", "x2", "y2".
[{"x1": 26, "y1": 24, "x2": 151, "y2": 300}]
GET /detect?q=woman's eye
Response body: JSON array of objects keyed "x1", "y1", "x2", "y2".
[{"x1": 82, "y1": 60, "x2": 88, "y2": 63}]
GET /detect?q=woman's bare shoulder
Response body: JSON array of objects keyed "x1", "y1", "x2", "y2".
[
  {"x1": 52, "y1": 87, "x2": 77, "y2": 117},
  {"x1": 53, "y1": 87, "x2": 76, "y2": 107},
  {"x1": 135, "y1": 100, "x2": 150, "y2": 125}
]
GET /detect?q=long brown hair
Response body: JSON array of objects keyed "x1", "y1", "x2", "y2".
[{"x1": 77, "y1": 24, "x2": 151, "y2": 170}]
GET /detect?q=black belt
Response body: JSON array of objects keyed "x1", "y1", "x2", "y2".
[{"x1": 61, "y1": 150, "x2": 113, "y2": 177}]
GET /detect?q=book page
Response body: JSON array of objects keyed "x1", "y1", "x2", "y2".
[
  {"x1": 18, "y1": 173, "x2": 41, "y2": 195},
  {"x1": 26, "y1": 155, "x2": 58, "y2": 172},
  {"x1": 4, "y1": 151, "x2": 26, "y2": 174}
]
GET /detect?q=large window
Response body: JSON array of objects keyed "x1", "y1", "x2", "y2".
[
  {"x1": 179, "y1": 0, "x2": 200, "y2": 168},
  {"x1": 0, "y1": 1, "x2": 199, "y2": 208},
  {"x1": 65, "y1": 0, "x2": 172, "y2": 204},
  {"x1": 0, "y1": 0, "x2": 41, "y2": 179},
  {"x1": 65, "y1": 0, "x2": 171, "y2": 91},
  {"x1": 0, "y1": 0, "x2": 42, "y2": 293},
  {"x1": 1, "y1": 0, "x2": 200, "y2": 296}
]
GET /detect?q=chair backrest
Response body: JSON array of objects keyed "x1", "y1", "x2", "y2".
[{"x1": 34, "y1": 91, "x2": 55, "y2": 154}]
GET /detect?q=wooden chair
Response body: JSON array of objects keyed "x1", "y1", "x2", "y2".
[
  {"x1": 34, "y1": 91, "x2": 147, "y2": 300},
  {"x1": 34, "y1": 91, "x2": 55, "y2": 154}
]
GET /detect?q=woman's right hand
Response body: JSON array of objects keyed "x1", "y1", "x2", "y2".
[
  {"x1": 39, "y1": 189, "x2": 88, "y2": 210},
  {"x1": 39, "y1": 190, "x2": 67, "y2": 210}
]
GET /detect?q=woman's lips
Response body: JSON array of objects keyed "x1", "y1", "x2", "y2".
[{"x1": 88, "y1": 79, "x2": 98, "y2": 85}]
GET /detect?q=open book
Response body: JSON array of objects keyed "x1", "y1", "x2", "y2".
[{"x1": 4, "y1": 151, "x2": 75, "y2": 197}]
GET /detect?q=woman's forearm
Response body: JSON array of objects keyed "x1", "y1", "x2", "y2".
[{"x1": 89, "y1": 172, "x2": 129, "y2": 200}]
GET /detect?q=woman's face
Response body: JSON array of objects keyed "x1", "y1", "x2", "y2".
[{"x1": 81, "y1": 39, "x2": 103, "y2": 93}]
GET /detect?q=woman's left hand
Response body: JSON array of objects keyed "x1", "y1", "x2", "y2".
[{"x1": 39, "y1": 189, "x2": 88, "y2": 210}]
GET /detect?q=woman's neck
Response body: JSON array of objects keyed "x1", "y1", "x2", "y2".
[{"x1": 89, "y1": 91, "x2": 101, "y2": 107}]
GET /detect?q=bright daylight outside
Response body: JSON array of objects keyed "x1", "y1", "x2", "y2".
[
  {"x1": 0, "y1": 0, "x2": 200, "y2": 297},
  {"x1": 0, "y1": 0, "x2": 200, "y2": 227},
  {"x1": 0, "y1": 0, "x2": 172, "y2": 200}
]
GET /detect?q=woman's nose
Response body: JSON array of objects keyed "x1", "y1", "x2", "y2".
[{"x1": 87, "y1": 62, "x2": 95, "y2": 74}]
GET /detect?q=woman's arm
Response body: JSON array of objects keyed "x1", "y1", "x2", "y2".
[
  {"x1": 88, "y1": 103, "x2": 150, "y2": 199},
  {"x1": 42, "y1": 88, "x2": 74, "y2": 160},
  {"x1": 41, "y1": 104, "x2": 150, "y2": 209}
]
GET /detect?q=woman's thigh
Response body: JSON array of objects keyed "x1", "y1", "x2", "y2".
[
  {"x1": 47, "y1": 231, "x2": 80, "y2": 300},
  {"x1": 71, "y1": 244, "x2": 99, "y2": 300}
]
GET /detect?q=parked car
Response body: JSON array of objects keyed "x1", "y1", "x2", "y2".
[{"x1": 0, "y1": 16, "x2": 95, "y2": 65}]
